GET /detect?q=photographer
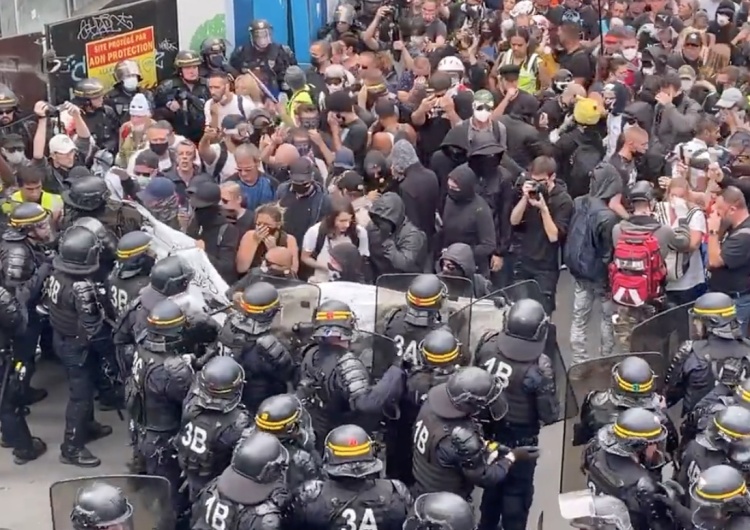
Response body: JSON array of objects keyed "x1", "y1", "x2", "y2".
[{"x1": 510, "y1": 156, "x2": 573, "y2": 314}]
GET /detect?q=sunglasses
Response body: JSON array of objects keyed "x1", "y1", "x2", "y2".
[
  {"x1": 326, "y1": 77, "x2": 344, "y2": 85},
  {"x1": 3, "y1": 147, "x2": 23, "y2": 153},
  {"x1": 473, "y1": 104, "x2": 493, "y2": 111},
  {"x1": 134, "y1": 171, "x2": 152, "y2": 177},
  {"x1": 0, "y1": 110, "x2": 13, "y2": 116}
]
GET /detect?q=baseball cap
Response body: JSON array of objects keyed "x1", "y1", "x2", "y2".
[
  {"x1": 337, "y1": 170, "x2": 365, "y2": 192},
  {"x1": 684, "y1": 32, "x2": 702, "y2": 46},
  {"x1": 137, "y1": 176, "x2": 175, "y2": 203},
  {"x1": 678, "y1": 65, "x2": 697, "y2": 80},
  {"x1": 573, "y1": 97, "x2": 601, "y2": 126},
  {"x1": 49, "y1": 134, "x2": 76, "y2": 154},
  {"x1": 473, "y1": 90, "x2": 494, "y2": 107},
  {"x1": 289, "y1": 158, "x2": 314, "y2": 183},
  {"x1": 188, "y1": 181, "x2": 221, "y2": 208},
  {"x1": 221, "y1": 114, "x2": 247, "y2": 131},
  {"x1": 716, "y1": 87, "x2": 746, "y2": 109},
  {"x1": 134, "y1": 149, "x2": 160, "y2": 170},
  {"x1": 654, "y1": 11, "x2": 670, "y2": 29},
  {"x1": 1, "y1": 133, "x2": 24, "y2": 149},
  {"x1": 333, "y1": 148, "x2": 355, "y2": 170}
]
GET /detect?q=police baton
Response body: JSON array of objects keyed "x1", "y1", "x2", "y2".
[
  {"x1": 0, "y1": 347, "x2": 12, "y2": 413},
  {"x1": 245, "y1": 70, "x2": 279, "y2": 104}
]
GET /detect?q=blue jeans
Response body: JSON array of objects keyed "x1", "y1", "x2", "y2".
[{"x1": 735, "y1": 292, "x2": 750, "y2": 338}]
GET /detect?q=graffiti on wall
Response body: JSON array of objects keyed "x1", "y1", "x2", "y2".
[{"x1": 76, "y1": 13, "x2": 135, "y2": 40}]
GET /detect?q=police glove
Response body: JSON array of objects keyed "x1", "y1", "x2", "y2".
[{"x1": 511, "y1": 446, "x2": 540, "y2": 461}]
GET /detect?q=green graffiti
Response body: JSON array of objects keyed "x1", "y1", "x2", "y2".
[{"x1": 189, "y1": 14, "x2": 227, "y2": 52}]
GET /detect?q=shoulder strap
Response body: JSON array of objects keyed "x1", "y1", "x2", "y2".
[
  {"x1": 213, "y1": 143, "x2": 228, "y2": 180},
  {"x1": 237, "y1": 95, "x2": 247, "y2": 120},
  {"x1": 312, "y1": 227, "x2": 327, "y2": 259},
  {"x1": 217, "y1": 224, "x2": 228, "y2": 246}
]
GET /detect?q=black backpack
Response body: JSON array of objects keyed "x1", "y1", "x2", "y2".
[
  {"x1": 568, "y1": 142, "x2": 604, "y2": 199},
  {"x1": 563, "y1": 195, "x2": 607, "y2": 282},
  {"x1": 311, "y1": 228, "x2": 360, "y2": 260}
]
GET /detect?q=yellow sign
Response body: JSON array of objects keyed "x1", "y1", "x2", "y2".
[{"x1": 85, "y1": 26, "x2": 157, "y2": 90}]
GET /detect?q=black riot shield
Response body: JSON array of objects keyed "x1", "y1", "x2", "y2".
[
  {"x1": 559, "y1": 352, "x2": 666, "y2": 494},
  {"x1": 50, "y1": 475, "x2": 172, "y2": 530},
  {"x1": 351, "y1": 330, "x2": 399, "y2": 380},
  {"x1": 630, "y1": 302, "x2": 693, "y2": 364},
  {"x1": 270, "y1": 280, "x2": 320, "y2": 352}
]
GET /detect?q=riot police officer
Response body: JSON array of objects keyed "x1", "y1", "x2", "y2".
[
  {"x1": 382, "y1": 274, "x2": 448, "y2": 365},
  {"x1": 666, "y1": 292, "x2": 750, "y2": 416},
  {"x1": 298, "y1": 299, "x2": 405, "y2": 448},
  {"x1": 404, "y1": 492, "x2": 477, "y2": 530},
  {"x1": 107, "y1": 231, "x2": 155, "y2": 321},
  {"x1": 387, "y1": 328, "x2": 462, "y2": 486},
  {"x1": 127, "y1": 299, "x2": 193, "y2": 518},
  {"x1": 47, "y1": 226, "x2": 111, "y2": 467},
  {"x1": 412, "y1": 366, "x2": 533, "y2": 499},
  {"x1": 70, "y1": 482, "x2": 134, "y2": 530},
  {"x1": 692, "y1": 377, "x2": 750, "y2": 438},
  {"x1": 688, "y1": 465, "x2": 750, "y2": 530},
  {"x1": 318, "y1": 4, "x2": 362, "y2": 42},
  {"x1": 290, "y1": 424, "x2": 411, "y2": 530},
  {"x1": 104, "y1": 60, "x2": 154, "y2": 126},
  {"x1": 0, "y1": 284, "x2": 46, "y2": 464},
  {"x1": 677, "y1": 406, "x2": 750, "y2": 494},
  {"x1": 229, "y1": 20, "x2": 297, "y2": 94},
  {"x1": 0, "y1": 203, "x2": 55, "y2": 406},
  {"x1": 191, "y1": 430, "x2": 291, "y2": 530},
  {"x1": 583, "y1": 407, "x2": 674, "y2": 530},
  {"x1": 253, "y1": 393, "x2": 322, "y2": 489},
  {"x1": 200, "y1": 37, "x2": 240, "y2": 79},
  {"x1": 72, "y1": 78, "x2": 119, "y2": 154},
  {"x1": 217, "y1": 282, "x2": 296, "y2": 413},
  {"x1": 177, "y1": 356, "x2": 251, "y2": 501},
  {"x1": 0, "y1": 86, "x2": 33, "y2": 153},
  {"x1": 154, "y1": 50, "x2": 210, "y2": 143},
  {"x1": 475, "y1": 298, "x2": 558, "y2": 530}
]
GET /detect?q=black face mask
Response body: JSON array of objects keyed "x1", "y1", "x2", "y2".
[
  {"x1": 208, "y1": 54, "x2": 225, "y2": 68},
  {"x1": 372, "y1": 216, "x2": 393, "y2": 237},
  {"x1": 716, "y1": 83, "x2": 726, "y2": 95},
  {"x1": 299, "y1": 118, "x2": 319, "y2": 130},
  {"x1": 311, "y1": 56, "x2": 322, "y2": 68},
  {"x1": 150, "y1": 142, "x2": 169, "y2": 156},
  {"x1": 468, "y1": 155, "x2": 499, "y2": 176},
  {"x1": 291, "y1": 182, "x2": 312, "y2": 194}
]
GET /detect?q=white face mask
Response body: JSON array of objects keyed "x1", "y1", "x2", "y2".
[
  {"x1": 327, "y1": 84, "x2": 343, "y2": 93},
  {"x1": 123, "y1": 77, "x2": 139, "y2": 91},
  {"x1": 717, "y1": 14, "x2": 731, "y2": 26},
  {"x1": 622, "y1": 48, "x2": 637, "y2": 61},
  {"x1": 2, "y1": 149, "x2": 25, "y2": 165},
  {"x1": 642, "y1": 66, "x2": 655, "y2": 76},
  {"x1": 473, "y1": 109, "x2": 492, "y2": 122},
  {"x1": 681, "y1": 80, "x2": 694, "y2": 92}
]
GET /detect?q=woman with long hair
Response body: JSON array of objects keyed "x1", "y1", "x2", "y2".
[{"x1": 236, "y1": 203, "x2": 299, "y2": 276}]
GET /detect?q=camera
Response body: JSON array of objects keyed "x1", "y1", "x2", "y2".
[
  {"x1": 527, "y1": 179, "x2": 544, "y2": 199},
  {"x1": 45, "y1": 105, "x2": 60, "y2": 118}
]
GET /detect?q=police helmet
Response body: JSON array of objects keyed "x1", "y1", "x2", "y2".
[
  {"x1": 691, "y1": 292, "x2": 741, "y2": 339},
  {"x1": 200, "y1": 37, "x2": 227, "y2": 57},
  {"x1": 249, "y1": 19, "x2": 273, "y2": 33},
  {"x1": 611, "y1": 356, "x2": 656, "y2": 404},
  {"x1": 61, "y1": 175, "x2": 109, "y2": 212},
  {"x1": 333, "y1": 4, "x2": 356, "y2": 25},
  {"x1": 9, "y1": 202, "x2": 49, "y2": 232},
  {"x1": 255, "y1": 394, "x2": 304, "y2": 438},
  {"x1": 504, "y1": 298, "x2": 548, "y2": 342},
  {"x1": 706, "y1": 405, "x2": 750, "y2": 448},
  {"x1": 734, "y1": 378, "x2": 750, "y2": 409},
  {"x1": 70, "y1": 482, "x2": 133, "y2": 530},
  {"x1": 115, "y1": 231, "x2": 153, "y2": 277},
  {"x1": 435, "y1": 366, "x2": 508, "y2": 420},
  {"x1": 113, "y1": 60, "x2": 141, "y2": 83},
  {"x1": 404, "y1": 492, "x2": 476, "y2": 530},
  {"x1": 53, "y1": 226, "x2": 100, "y2": 276},
  {"x1": 553, "y1": 69, "x2": 573, "y2": 93},
  {"x1": 611, "y1": 407, "x2": 666, "y2": 447},
  {"x1": 0, "y1": 86, "x2": 18, "y2": 111},
  {"x1": 146, "y1": 299, "x2": 186, "y2": 339},
  {"x1": 197, "y1": 356, "x2": 245, "y2": 413},
  {"x1": 407, "y1": 274, "x2": 447, "y2": 311},
  {"x1": 313, "y1": 299, "x2": 355, "y2": 339},
  {"x1": 225, "y1": 431, "x2": 288, "y2": 492},
  {"x1": 419, "y1": 328, "x2": 461, "y2": 368},
  {"x1": 149, "y1": 256, "x2": 194, "y2": 296},
  {"x1": 629, "y1": 181, "x2": 654, "y2": 203},
  {"x1": 238, "y1": 282, "x2": 280, "y2": 321},
  {"x1": 73, "y1": 78, "x2": 106, "y2": 100},
  {"x1": 690, "y1": 465, "x2": 750, "y2": 507},
  {"x1": 323, "y1": 424, "x2": 383, "y2": 478},
  {"x1": 174, "y1": 50, "x2": 202, "y2": 69}
]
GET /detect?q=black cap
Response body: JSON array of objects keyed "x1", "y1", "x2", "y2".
[
  {"x1": 134, "y1": 150, "x2": 160, "y2": 170},
  {"x1": 1, "y1": 133, "x2": 24, "y2": 148},
  {"x1": 188, "y1": 180, "x2": 221, "y2": 208},
  {"x1": 289, "y1": 158, "x2": 314, "y2": 183},
  {"x1": 684, "y1": 31, "x2": 702, "y2": 45},
  {"x1": 221, "y1": 114, "x2": 247, "y2": 130},
  {"x1": 498, "y1": 64, "x2": 521, "y2": 78},
  {"x1": 337, "y1": 170, "x2": 364, "y2": 192},
  {"x1": 326, "y1": 91, "x2": 354, "y2": 113}
]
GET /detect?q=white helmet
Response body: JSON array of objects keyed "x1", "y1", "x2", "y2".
[{"x1": 437, "y1": 56, "x2": 465, "y2": 74}]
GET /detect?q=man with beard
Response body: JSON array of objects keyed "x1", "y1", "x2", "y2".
[{"x1": 0, "y1": 87, "x2": 34, "y2": 154}]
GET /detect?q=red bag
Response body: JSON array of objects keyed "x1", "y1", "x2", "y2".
[{"x1": 609, "y1": 229, "x2": 667, "y2": 307}]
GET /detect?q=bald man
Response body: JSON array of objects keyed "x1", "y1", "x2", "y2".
[
  {"x1": 539, "y1": 83, "x2": 587, "y2": 132},
  {"x1": 610, "y1": 125, "x2": 649, "y2": 188},
  {"x1": 228, "y1": 246, "x2": 298, "y2": 303}
]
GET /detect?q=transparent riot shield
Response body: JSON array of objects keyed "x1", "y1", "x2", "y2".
[
  {"x1": 630, "y1": 302, "x2": 693, "y2": 364},
  {"x1": 247, "y1": 273, "x2": 308, "y2": 290},
  {"x1": 50, "y1": 475, "x2": 172, "y2": 530},
  {"x1": 271, "y1": 280, "x2": 320, "y2": 353},
  {"x1": 497, "y1": 279, "x2": 545, "y2": 307},
  {"x1": 560, "y1": 352, "x2": 665, "y2": 494},
  {"x1": 351, "y1": 330, "x2": 399, "y2": 380}
]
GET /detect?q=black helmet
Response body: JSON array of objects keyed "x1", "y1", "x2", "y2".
[
  {"x1": 62, "y1": 175, "x2": 109, "y2": 211},
  {"x1": 144, "y1": 300, "x2": 186, "y2": 353},
  {"x1": 705, "y1": 405, "x2": 750, "y2": 449},
  {"x1": 434, "y1": 366, "x2": 508, "y2": 420},
  {"x1": 611, "y1": 407, "x2": 666, "y2": 453},
  {"x1": 200, "y1": 37, "x2": 227, "y2": 57},
  {"x1": 73, "y1": 78, "x2": 106, "y2": 99},
  {"x1": 196, "y1": 356, "x2": 245, "y2": 413},
  {"x1": 115, "y1": 231, "x2": 154, "y2": 279},
  {"x1": 313, "y1": 299, "x2": 356, "y2": 339},
  {"x1": 323, "y1": 424, "x2": 383, "y2": 478},
  {"x1": 149, "y1": 256, "x2": 194, "y2": 296},
  {"x1": 0, "y1": 86, "x2": 18, "y2": 111},
  {"x1": 72, "y1": 217, "x2": 117, "y2": 261},
  {"x1": 690, "y1": 465, "x2": 750, "y2": 507},
  {"x1": 226, "y1": 430, "x2": 288, "y2": 487},
  {"x1": 70, "y1": 482, "x2": 133, "y2": 530},
  {"x1": 419, "y1": 328, "x2": 461, "y2": 368},
  {"x1": 611, "y1": 356, "x2": 656, "y2": 405},
  {"x1": 734, "y1": 378, "x2": 750, "y2": 408},
  {"x1": 504, "y1": 299, "x2": 548, "y2": 342},
  {"x1": 404, "y1": 492, "x2": 476, "y2": 530},
  {"x1": 9, "y1": 202, "x2": 49, "y2": 233},
  {"x1": 113, "y1": 60, "x2": 141, "y2": 83},
  {"x1": 53, "y1": 226, "x2": 100, "y2": 275},
  {"x1": 407, "y1": 274, "x2": 446, "y2": 311},
  {"x1": 553, "y1": 69, "x2": 573, "y2": 93},
  {"x1": 236, "y1": 282, "x2": 280, "y2": 326},
  {"x1": 174, "y1": 50, "x2": 202, "y2": 68},
  {"x1": 629, "y1": 181, "x2": 654, "y2": 203},
  {"x1": 255, "y1": 394, "x2": 305, "y2": 439},
  {"x1": 691, "y1": 292, "x2": 741, "y2": 339},
  {"x1": 249, "y1": 19, "x2": 273, "y2": 32}
]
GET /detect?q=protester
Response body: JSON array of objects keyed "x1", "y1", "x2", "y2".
[{"x1": 236, "y1": 202, "x2": 299, "y2": 277}]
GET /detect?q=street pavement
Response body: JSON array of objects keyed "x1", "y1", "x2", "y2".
[{"x1": 0, "y1": 271, "x2": 609, "y2": 530}]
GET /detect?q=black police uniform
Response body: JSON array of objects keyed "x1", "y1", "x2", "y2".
[
  {"x1": 217, "y1": 282, "x2": 296, "y2": 413},
  {"x1": 686, "y1": 465, "x2": 750, "y2": 530},
  {"x1": 199, "y1": 37, "x2": 241, "y2": 79},
  {"x1": 298, "y1": 300, "x2": 406, "y2": 449},
  {"x1": 475, "y1": 299, "x2": 558, "y2": 530},
  {"x1": 387, "y1": 328, "x2": 461, "y2": 486},
  {"x1": 677, "y1": 406, "x2": 750, "y2": 496},
  {"x1": 106, "y1": 231, "x2": 155, "y2": 321},
  {"x1": 290, "y1": 424, "x2": 411, "y2": 530},
  {"x1": 191, "y1": 431, "x2": 291, "y2": 530},
  {"x1": 73, "y1": 78, "x2": 120, "y2": 154},
  {"x1": 382, "y1": 275, "x2": 449, "y2": 365},
  {"x1": 154, "y1": 51, "x2": 210, "y2": 144},
  {"x1": 177, "y1": 356, "x2": 251, "y2": 501},
  {"x1": 411, "y1": 367, "x2": 514, "y2": 499},
  {"x1": 690, "y1": 377, "x2": 750, "y2": 442},
  {"x1": 104, "y1": 60, "x2": 155, "y2": 126},
  {"x1": 126, "y1": 299, "x2": 193, "y2": 517},
  {"x1": 253, "y1": 393, "x2": 323, "y2": 489},
  {"x1": 229, "y1": 20, "x2": 297, "y2": 94},
  {"x1": 47, "y1": 226, "x2": 112, "y2": 467},
  {"x1": 70, "y1": 482, "x2": 134, "y2": 530},
  {"x1": 584, "y1": 408, "x2": 673, "y2": 530},
  {"x1": 666, "y1": 292, "x2": 750, "y2": 416},
  {"x1": 404, "y1": 492, "x2": 477, "y2": 530}
]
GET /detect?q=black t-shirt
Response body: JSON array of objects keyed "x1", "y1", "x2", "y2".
[
  {"x1": 557, "y1": 47, "x2": 595, "y2": 84},
  {"x1": 341, "y1": 118, "x2": 369, "y2": 169},
  {"x1": 708, "y1": 22, "x2": 739, "y2": 45},
  {"x1": 609, "y1": 152, "x2": 637, "y2": 189},
  {"x1": 539, "y1": 98, "x2": 566, "y2": 131},
  {"x1": 709, "y1": 216, "x2": 750, "y2": 294}
]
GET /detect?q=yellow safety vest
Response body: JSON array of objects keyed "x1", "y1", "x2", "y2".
[
  {"x1": 2, "y1": 190, "x2": 62, "y2": 215},
  {"x1": 502, "y1": 51, "x2": 540, "y2": 94}
]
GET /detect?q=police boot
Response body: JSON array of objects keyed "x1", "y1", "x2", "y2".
[
  {"x1": 60, "y1": 431, "x2": 101, "y2": 468},
  {"x1": 13, "y1": 437, "x2": 47, "y2": 465},
  {"x1": 84, "y1": 421, "x2": 113, "y2": 443}
]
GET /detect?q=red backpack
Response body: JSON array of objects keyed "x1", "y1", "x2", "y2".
[{"x1": 608, "y1": 229, "x2": 667, "y2": 307}]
